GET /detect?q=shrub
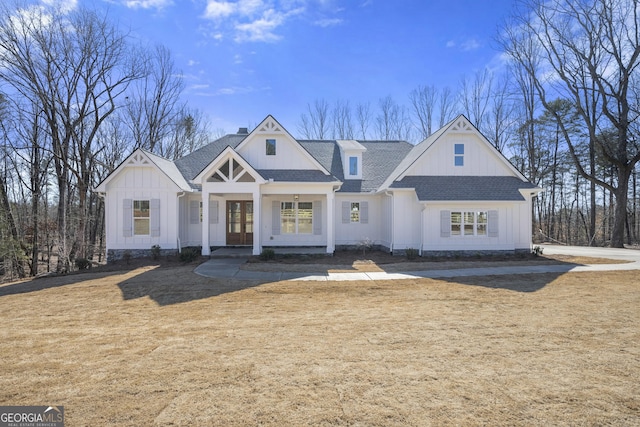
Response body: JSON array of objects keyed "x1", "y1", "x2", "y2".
[
  {"x1": 151, "y1": 244, "x2": 161, "y2": 260},
  {"x1": 405, "y1": 248, "x2": 419, "y2": 260},
  {"x1": 179, "y1": 247, "x2": 200, "y2": 263},
  {"x1": 358, "y1": 237, "x2": 373, "y2": 256},
  {"x1": 122, "y1": 250, "x2": 132, "y2": 265},
  {"x1": 260, "y1": 248, "x2": 276, "y2": 261},
  {"x1": 75, "y1": 258, "x2": 91, "y2": 270},
  {"x1": 532, "y1": 245, "x2": 544, "y2": 256}
]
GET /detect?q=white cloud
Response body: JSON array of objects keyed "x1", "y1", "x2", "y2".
[
  {"x1": 123, "y1": 0, "x2": 173, "y2": 9},
  {"x1": 203, "y1": 1, "x2": 236, "y2": 19},
  {"x1": 234, "y1": 9, "x2": 286, "y2": 42},
  {"x1": 187, "y1": 59, "x2": 199, "y2": 66},
  {"x1": 446, "y1": 38, "x2": 481, "y2": 51},
  {"x1": 201, "y1": 0, "x2": 318, "y2": 43},
  {"x1": 40, "y1": 0, "x2": 78, "y2": 13},
  {"x1": 461, "y1": 38, "x2": 481, "y2": 51},
  {"x1": 314, "y1": 17, "x2": 342, "y2": 27}
]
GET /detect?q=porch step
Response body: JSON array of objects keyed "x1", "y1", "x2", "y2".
[{"x1": 210, "y1": 247, "x2": 252, "y2": 258}]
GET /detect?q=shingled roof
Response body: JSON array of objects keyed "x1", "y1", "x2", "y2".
[
  {"x1": 171, "y1": 134, "x2": 413, "y2": 191},
  {"x1": 300, "y1": 140, "x2": 413, "y2": 192},
  {"x1": 391, "y1": 176, "x2": 537, "y2": 201}
]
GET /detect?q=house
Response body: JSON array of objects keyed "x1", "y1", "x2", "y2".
[{"x1": 94, "y1": 114, "x2": 541, "y2": 260}]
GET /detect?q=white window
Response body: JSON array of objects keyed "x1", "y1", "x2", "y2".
[
  {"x1": 350, "y1": 202, "x2": 360, "y2": 223},
  {"x1": 451, "y1": 211, "x2": 487, "y2": 236},
  {"x1": 266, "y1": 139, "x2": 276, "y2": 155},
  {"x1": 133, "y1": 200, "x2": 150, "y2": 235},
  {"x1": 281, "y1": 201, "x2": 313, "y2": 234},
  {"x1": 454, "y1": 144, "x2": 464, "y2": 166},
  {"x1": 349, "y1": 156, "x2": 358, "y2": 176}
]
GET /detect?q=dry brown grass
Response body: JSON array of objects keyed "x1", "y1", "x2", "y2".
[{"x1": 1, "y1": 264, "x2": 639, "y2": 426}]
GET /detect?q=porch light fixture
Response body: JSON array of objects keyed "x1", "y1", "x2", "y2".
[{"x1": 294, "y1": 194, "x2": 299, "y2": 201}]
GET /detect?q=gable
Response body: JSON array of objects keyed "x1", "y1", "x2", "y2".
[
  {"x1": 194, "y1": 146, "x2": 265, "y2": 185},
  {"x1": 235, "y1": 115, "x2": 329, "y2": 173},
  {"x1": 95, "y1": 149, "x2": 190, "y2": 192},
  {"x1": 404, "y1": 131, "x2": 514, "y2": 177}
]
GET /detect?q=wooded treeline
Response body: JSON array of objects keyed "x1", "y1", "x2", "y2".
[{"x1": 0, "y1": 0, "x2": 638, "y2": 279}]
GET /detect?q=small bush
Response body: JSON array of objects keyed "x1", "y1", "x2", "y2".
[
  {"x1": 122, "y1": 250, "x2": 132, "y2": 265},
  {"x1": 260, "y1": 248, "x2": 276, "y2": 261},
  {"x1": 532, "y1": 245, "x2": 544, "y2": 256},
  {"x1": 179, "y1": 247, "x2": 200, "y2": 263},
  {"x1": 151, "y1": 244, "x2": 161, "y2": 260},
  {"x1": 405, "y1": 248, "x2": 419, "y2": 260},
  {"x1": 75, "y1": 258, "x2": 91, "y2": 270},
  {"x1": 358, "y1": 237, "x2": 373, "y2": 256}
]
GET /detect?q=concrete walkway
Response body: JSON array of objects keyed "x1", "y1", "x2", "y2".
[{"x1": 194, "y1": 245, "x2": 640, "y2": 282}]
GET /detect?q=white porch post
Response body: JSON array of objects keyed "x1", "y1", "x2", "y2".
[
  {"x1": 201, "y1": 191, "x2": 211, "y2": 256},
  {"x1": 326, "y1": 190, "x2": 335, "y2": 253},
  {"x1": 252, "y1": 190, "x2": 261, "y2": 255}
]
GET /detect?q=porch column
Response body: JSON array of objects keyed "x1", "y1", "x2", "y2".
[
  {"x1": 201, "y1": 191, "x2": 210, "y2": 256},
  {"x1": 326, "y1": 190, "x2": 335, "y2": 253},
  {"x1": 252, "y1": 190, "x2": 261, "y2": 255}
]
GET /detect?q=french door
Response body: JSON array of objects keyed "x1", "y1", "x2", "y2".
[{"x1": 226, "y1": 201, "x2": 253, "y2": 246}]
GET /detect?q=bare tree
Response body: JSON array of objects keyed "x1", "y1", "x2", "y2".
[
  {"x1": 165, "y1": 107, "x2": 212, "y2": 160},
  {"x1": 125, "y1": 44, "x2": 184, "y2": 153},
  {"x1": 459, "y1": 69, "x2": 493, "y2": 132},
  {"x1": 355, "y1": 102, "x2": 372, "y2": 139},
  {"x1": 332, "y1": 99, "x2": 354, "y2": 139},
  {"x1": 298, "y1": 99, "x2": 330, "y2": 139},
  {"x1": 485, "y1": 74, "x2": 516, "y2": 152},
  {"x1": 0, "y1": 3, "x2": 143, "y2": 270},
  {"x1": 438, "y1": 86, "x2": 457, "y2": 127},
  {"x1": 409, "y1": 85, "x2": 438, "y2": 139},
  {"x1": 501, "y1": 0, "x2": 640, "y2": 248}
]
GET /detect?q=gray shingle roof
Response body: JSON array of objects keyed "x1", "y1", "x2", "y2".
[
  {"x1": 257, "y1": 169, "x2": 339, "y2": 182},
  {"x1": 300, "y1": 140, "x2": 413, "y2": 193},
  {"x1": 174, "y1": 134, "x2": 247, "y2": 182},
  {"x1": 391, "y1": 176, "x2": 537, "y2": 201}
]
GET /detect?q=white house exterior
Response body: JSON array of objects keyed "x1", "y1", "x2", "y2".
[{"x1": 95, "y1": 115, "x2": 541, "y2": 260}]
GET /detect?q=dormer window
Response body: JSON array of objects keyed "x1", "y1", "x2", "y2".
[
  {"x1": 349, "y1": 156, "x2": 358, "y2": 176},
  {"x1": 454, "y1": 144, "x2": 464, "y2": 166},
  {"x1": 337, "y1": 140, "x2": 366, "y2": 180},
  {"x1": 266, "y1": 139, "x2": 276, "y2": 156}
]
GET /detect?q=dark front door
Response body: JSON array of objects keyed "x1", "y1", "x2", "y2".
[{"x1": 226, "y1": 201, "x2": 253, "y2": 246}]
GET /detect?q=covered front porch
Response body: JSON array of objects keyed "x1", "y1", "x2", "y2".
[{"x1": 201, "y1": 190, "x2": 337, "y2": 256}]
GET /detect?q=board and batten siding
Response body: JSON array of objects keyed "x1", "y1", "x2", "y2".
[
  {"x1": 390, "y1": 191, "x2": 422, "y2": 251},
  {"x1": 407, "y1": 133, "x2": 514, "y2": 177},
  {"x1": 104, "y1": 167, "x2": 179, "y2": 250},
  {"x1": 261, "y1": 194, "x2": 327, "y2": 246},
  {"x1": 333, "y1": 195, "x2": 385, "y2": 248},
  {"x1": 237, "y1": 133, "x2": 320, "y2": 170},
  {"x1": 421, "y1": 202, "x2": 532, "y2": 251}
]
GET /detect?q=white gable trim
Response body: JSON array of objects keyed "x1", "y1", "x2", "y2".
[
  {"x1": 235, "y1": 115, "x2": 332, "y2": 176},
  {"x1": 193, "y1": 146, "x2": 266, "y2": 184},
  {"x1": 378, "y1": 115, "x2": 529, "y2": 191},
  {"x1": 94, "y1": 149, "x2": 191, "y2": 193}
]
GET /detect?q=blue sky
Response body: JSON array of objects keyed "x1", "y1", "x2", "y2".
[{"x1": 58, "y1": 0, "x2": 516, "y2": 134}]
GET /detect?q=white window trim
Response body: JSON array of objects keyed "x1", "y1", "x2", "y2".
[
  {"x1": 281, "y1": 201, "x2": 313, "y2": 234},
  {"x1": 133, "y1": 199, "x2": 150, "y2": 236},
  {"x1": 450, "y1": 211, "x2": 488, "y2": 237}
]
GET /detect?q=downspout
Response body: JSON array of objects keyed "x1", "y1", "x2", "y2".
[
  {"x1": 177, "y1": 191, "x2": 186, "y2": 253},
  {"x1": 420, "y1": 203, "x2": 426, "y2": 256},
  {"x1": 384, "y1": 191, "x2": 394, "y2": 254},
  {"x1": 97, "y1": 192, "x2": 106, "y2": 260}
]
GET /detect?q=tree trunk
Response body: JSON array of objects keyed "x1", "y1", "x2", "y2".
[{"x1": 611, "y1": 168, "x2": 632, "y2": 248}]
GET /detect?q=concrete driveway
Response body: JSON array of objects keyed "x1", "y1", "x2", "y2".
[
  {"x1": 195, "y1": 244, "x2": 640, "y2": 282},
  {"x1": 541, "y1": 244, "x2": 640, "y2": 265}
]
